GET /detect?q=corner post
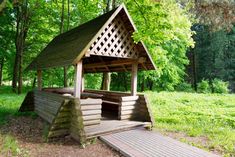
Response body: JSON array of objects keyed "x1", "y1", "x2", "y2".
[
  {"x1": 74, "y1": 60, "x2": 83, "y2": 98},
  {"x1": 131, "y1": 62, "x2": 138, "y2": 96},
  {"x1": 37, "y1": 70, "x2": 42, "y2": 90}
]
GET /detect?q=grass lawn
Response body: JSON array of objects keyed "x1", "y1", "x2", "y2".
[{"x1": 147, "y1": 91, "x2": 235, "y2": 157}]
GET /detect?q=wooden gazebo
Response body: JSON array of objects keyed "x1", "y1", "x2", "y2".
[{"x1": 19, "y1": 4, "x2": 156, "y2": 143}]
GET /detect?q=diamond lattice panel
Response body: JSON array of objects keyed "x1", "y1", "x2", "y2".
[{"x1": 88, "y1": 16, "x2": 138, "y2": 59}]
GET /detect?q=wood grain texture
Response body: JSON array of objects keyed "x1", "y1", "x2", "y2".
[{"x1": 100, "y1": 129, "x2": 220, "y2": 157}]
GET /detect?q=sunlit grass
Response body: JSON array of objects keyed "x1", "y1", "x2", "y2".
[{"x1": 147, "y1": 91, "x2": 235, "y2": 156}]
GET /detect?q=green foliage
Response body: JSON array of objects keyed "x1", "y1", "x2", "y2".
[
  {"x1": 85, "y1": 73, "x2": 102, "y2": 90},
  {"x1": 212, "y1": 79, "x2": 229, "y2": 94},
  {"x1": 175, "y1": 82, "x2": 194, "y2": 92},
  {"x1": 147, "y1": 91, "x2": 235, "y2": 156},
  {"x1": 123, "y1": 0, "x2": 194, "y2": 91},
  {"x1": 191, "y1": 25, "x2": 235, "y2": 92},
  {"x1": 197, "y1": 79, "x2": 211, "y2": 93}
]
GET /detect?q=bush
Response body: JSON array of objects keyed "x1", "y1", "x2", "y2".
[
  {"x1": 197, "y1": 80, "x2": 211, "y2": 93},
  {"x1": 212, "y1": 79, "x2": 229, "y2": 93},
  {"x1": 175, "y1": 82, "x2": 194, "y2": 92}
]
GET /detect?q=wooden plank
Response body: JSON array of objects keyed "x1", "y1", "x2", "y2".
[
  {"x1": 121, "y1": 101, "x2": 137, "y2": 106},
  {"x1": 80, "y1": 98, "x2": 102, "y2": 105},
  {"x1": 121, "y1": 109, "x2": 138, "y2": 115},
  {"x1": 83, "y1": 119, "x2": 100, "y2": 126},
  {"x1": 121, "y1": 96, "x2": 139, "y2": 102},
  {"x1": 34, "y1": 102, "x2": 58, "y2": 115},
  {"x1": 121, "y1": 105, "x2": 137, "y2": 111},
  {"x1": 81, "y1": 105, "x2": 101, "y2": 110},
  {"x1": 35, "y1": 108, "x2": 54, "y2": 123},
  {"x1": 83, "y1": 114, "x2": 101, "y2": 121},
  {"x1": 82, "y1": 110, "x2": 101, "y2": 116}
]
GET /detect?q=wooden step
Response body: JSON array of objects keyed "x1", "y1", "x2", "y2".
[{"x1": 85, "y1": 120, "x2": 151, "y2": 139}]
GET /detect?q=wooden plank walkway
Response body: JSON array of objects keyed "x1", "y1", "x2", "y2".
[{"x1": 100, "y1": 129, "x2": 220, "y2": 157}]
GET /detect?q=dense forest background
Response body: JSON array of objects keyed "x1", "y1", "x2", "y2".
[{"x1": 0, "y1": 0, "x2": 234, "y2": 93}]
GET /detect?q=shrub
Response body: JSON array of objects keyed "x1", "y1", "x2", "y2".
[
  {"x1": 212, "y1": 79, "x2": 229, "y2": 93},
  {"x1": 175, "y1": 82, "x2": 194, "y2": 92},
  {"x1": 197, "y1": 80, "x2": 211, "y2": 93}
]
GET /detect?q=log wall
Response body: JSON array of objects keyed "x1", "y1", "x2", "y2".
[
  {"x1": 85, "y1": 89, "x2": 154, "y2": 125},
  {"x1": 34, "y1": 90, "x2": 72, "y2": 139},
  {"x1": 80, "y1": 98, "x2": 102, "y2": 127}
]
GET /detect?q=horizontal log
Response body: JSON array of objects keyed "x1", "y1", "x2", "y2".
[
  {"x1": 121, "y1": 105, "x2": 137, "y2": 111},
  {"x1": 80, "y1": 104, "x2": 101, "y2": 111},
  {"x1": 80, "y1": 98, "x2": 102, "y2": 105},
  {"x1": 120, "y1": 114, "x2": 136, "y2": 120},
  {"x1": 50, "y1": 123, "x2": 70, "y2": 131},
  {"x1": 120, "y1": 96, "x2": 139, "y2": 102},
  {"x1": 120, "y1": 109, "x2": 138, "y2": 115},
  {"x1": 121, "y1": 101, "x2": 137, "y2": 106},
  {"x1": 54, "y1": 117, "x2": 70, "y2": 124},
  {"x1": 83, "y1": 119, "x2": 100, "y2": 126},
  {"x1": 82, "y1": 114, "x2": 101, "y2": 121},
  {"x1": 82, "y1": 110, "x2": 101, "y2": 116}
]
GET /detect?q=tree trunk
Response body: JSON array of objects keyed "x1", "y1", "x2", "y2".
[
  {"x1": 192, "y1": 49, "x2": 197, "y2": 91},
  {"x1": 101, "y1": 72, "x2": 110, "y2": 90},
  {"x1": 14, "y1": 0, "x2": 29, "y2": 94},
  {"x1": 32, "y1": 77, "x2": 36, "y2": 88},
  {"x1": 0, "y1": 58, "x2": 4, "y2": 86},
  {"x1": 12, "y1": 6, "x2": 20, "y2": 93}
]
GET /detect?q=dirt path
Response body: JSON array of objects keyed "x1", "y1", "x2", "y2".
[{"x1": 0, "y1": 116, "x2": 121, "y2": 157}]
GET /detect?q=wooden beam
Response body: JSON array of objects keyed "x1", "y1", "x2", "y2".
[
  {"x1": 84, "y1": 57, "x2": 145, "y2": 69},
  {"x1": 74, "y1": 61, "x2": 83, "y2": 98},
  {"x1": 81, "y1": 69, "x2": 85, "y2": 92},
  {"x1": 37, "y1": 70, "x2": 42, "y2": 90},
  {"x1": 131, "y1": 63, "x2": 138, "y2": 96}
]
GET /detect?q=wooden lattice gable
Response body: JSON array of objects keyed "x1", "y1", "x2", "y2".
[{"x1": 87, "y1": 15, "x2": 138, "y2": 59}]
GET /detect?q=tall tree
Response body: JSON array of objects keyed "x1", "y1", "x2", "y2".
[{"x1": 13, "y1": 0, "x2": 30, "y2": 94}]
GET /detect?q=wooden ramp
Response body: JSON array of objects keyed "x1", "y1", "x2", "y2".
[{"x1": 100, "y1": 129, "x2": 220, "y2": 157}]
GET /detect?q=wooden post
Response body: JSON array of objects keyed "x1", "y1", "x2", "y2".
[
  {"x1": 81, "y1": 69, "x2": 85, "y2": 92},
  {"x1": 37, "y1": 70, "x2": 42, "y2": 90},
  {"x1": 131, "y1": 63, "x2": 138, "y2": 96},
  {"x1": 74, "y1": 60, "x2": 83, "y2": 98}
]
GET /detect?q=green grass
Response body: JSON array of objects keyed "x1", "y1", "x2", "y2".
[
  {"x1": 0, "y1": 86, "x2": 29, "y2": 156},
  {"x1": 146, "y1": 91, "x2": 235, "y2": 156}
]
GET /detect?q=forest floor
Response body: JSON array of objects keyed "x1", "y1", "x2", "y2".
[{"x1": 0, "y1": 87, "x2": 234, "y2": 157}]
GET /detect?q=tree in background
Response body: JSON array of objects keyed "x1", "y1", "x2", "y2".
[{"x1": 185, "y1": 0, "x2": 235, "y2": 92}]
